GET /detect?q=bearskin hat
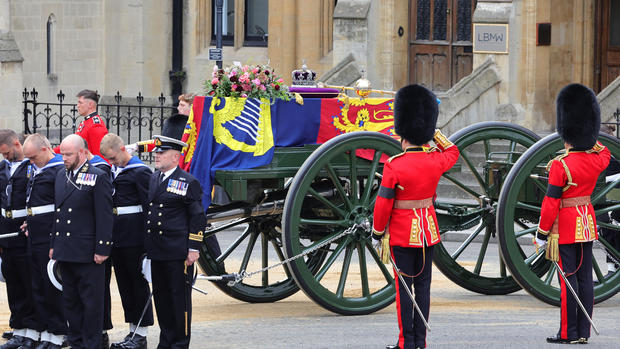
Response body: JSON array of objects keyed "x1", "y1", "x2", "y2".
[
  {"x1": 556, "y1": 83, "x2": 600, "y2": 150},
  {"x1": 393, "y1": 84, "x2": 438, "y2": 145},
  {"x1": 162, "y1": 113, "x2": 189, "y2": 141}
]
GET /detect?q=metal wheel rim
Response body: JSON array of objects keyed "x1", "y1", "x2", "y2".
[
  {"x1": 282, "y1": 131, "x2": 402, "y2": 315},
  {"x1": 433, "y1": 122, "x2": 540, "y2": 294},
  {"x1": 498, "y1": 133, "x2": 620, "y2": 305}
]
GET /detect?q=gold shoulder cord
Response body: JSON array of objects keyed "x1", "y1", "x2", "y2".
[
  {"x1": 388, "y1": 152, "x2": 405, "y2": 163},
  {"x1": 545, "y1": 152, "x2": 576, "y2": 191}
]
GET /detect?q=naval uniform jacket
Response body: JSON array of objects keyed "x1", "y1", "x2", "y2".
[
  {"x1": 146, "y1": 167, "x2": 205, "y2": 261},
  {"x1": 0, "y1": 159, "x2": 9, "y2": 236},
  {"x1": 26, "y1": 155, "x2": 65, "y2": 246},
  {"x1": 111, "y1": 156, "x2": 152, "y2": 247},
  {"x1": 90, "y1": 155, "x2": 111, "y2": 178},
  {"x1": 1, "y1": 159, "x2": 31, "y2": 249},
  {"x1": 373, "y1": 140, "x2": 459, "y2": 247},
  {"x1": 51, "y1": 162, "x2": 113, "y2": 262},
  {"x1": 538, "y1": 142, "x2": 611, "y2": 244}
]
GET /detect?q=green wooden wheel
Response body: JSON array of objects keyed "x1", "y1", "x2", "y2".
[
  {"x1": 282, "y1": 131, "x2": 401, "y2": 315},
  {"x1": 497, "y1": 133, "x2": 620, "y2": 305},
  {"x1": 198, "y1": 216, "x2": 326, "y2": 303},
  {"x1": 433, "y1": 122, "x2": 540, "y2": 294}
]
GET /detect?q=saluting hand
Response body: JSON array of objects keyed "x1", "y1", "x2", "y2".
[
  {"x1": 94, "y1": 254, "x2": 109, "y2": 264},
  {"x1": 186, "y1": 250, "x2": 199, "y2": 266}
]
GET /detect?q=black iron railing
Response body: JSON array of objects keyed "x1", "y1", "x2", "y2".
[
  {"x1": 23, "y1": 88, "x2": 177, "y2": 163},
  {"x1": 602, "y1": 108, "x2": 620, "y2": 138}
]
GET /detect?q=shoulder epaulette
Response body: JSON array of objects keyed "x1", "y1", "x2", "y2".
[
  {"x1": 546, "y1": 151, "x2": 569, "y2": 172},
  {"x1": 587, "y1": 141, "x2": 605, "y2": 153},
  {"x1": 387, "y1": 152, "x2": 405, "y2": 163}
]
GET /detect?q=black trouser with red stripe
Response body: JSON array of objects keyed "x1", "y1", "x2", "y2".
[
  {"x1": 392, "y1": 245, "x2": 434, "y2": 349},
  {"x1": 557, "y1": 242, "x2": 593, "y2": 340}
]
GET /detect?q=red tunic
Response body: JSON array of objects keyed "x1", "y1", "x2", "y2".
[
  {"x1": 373, "y1": 141, "x2": 459, "y2": 247},
  {"x1": 538, "y1": 142, "x2": 610, "y2": 244},
  {"x1": 54, "y1": 113, "x2": 109, "y2": 157}
]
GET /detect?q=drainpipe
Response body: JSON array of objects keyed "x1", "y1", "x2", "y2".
[{"x1": 169, "y1": 0, "x2": 184, "y2": 105}]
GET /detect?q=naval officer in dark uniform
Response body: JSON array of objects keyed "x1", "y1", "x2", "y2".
[
  {"x1": 146, "y1": 133, "x2": 205, "y2": 349},
  {"x1": 21, "y1": 134, "x2": 67, "y2": 349},
  {"x1": 100, "y1": 133, "x2": 153, "y2": 349},
  {"x1": 51, "y1": 134, "x2": 113, "y2": 349},
  {"x1": 0, "y1": 129, "x2": 38, "y2": 349}
]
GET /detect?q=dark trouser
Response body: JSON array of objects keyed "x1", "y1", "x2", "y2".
[
  {"x1": 28, "y1": 243, "x2": 67, "y2": 335},
  {"x1": 104, "y1": 257, "x2": 113, "y2": 331},
  {"x1": 391, "y1": 245, "x2": 434, "y2": 349},
  {"x1": 59, "y1": 261, "x2": 105, "y2": 349},
  {"x1": 151, "y1": 259, "x2": 193, "y2": 349},
  {"x1": 1, "y1": 247, "x2": 36, "y2": 331},
  {"x1": 558, "y1": 242, "x2": 594, "y2": 340},
  {"x1": 111, "y1": 246, "x2": 153, "y2": 326}
]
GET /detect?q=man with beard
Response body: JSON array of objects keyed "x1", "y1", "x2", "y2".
[
  {"x1": 0, "y1": 129, "x2": 38, "y2": 349},
  {"x1": 51, "y1": 134, "x2": 113, "y2": 349}
]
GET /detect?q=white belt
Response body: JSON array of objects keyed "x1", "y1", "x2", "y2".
[
  {"x1": 27, "y1": 204, "x2": 55, "y2": 216},
  {"x1": 1, "y1": 208, "x2": 28, "y2": 219},
  {"x1": 113, "y1": 205, "x2": 143, "y2": 215}
]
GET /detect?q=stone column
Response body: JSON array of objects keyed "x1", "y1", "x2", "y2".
[{"x1": 0, "y1": 0, "x2": 25, "y2": 130}]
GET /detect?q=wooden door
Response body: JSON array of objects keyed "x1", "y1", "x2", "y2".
[
  {"x1": 596, "y1": 0, "x2": 620, "y2": 91},
  {"x1": 409, "y1": 0, "x2": 475, "y2": 92}
]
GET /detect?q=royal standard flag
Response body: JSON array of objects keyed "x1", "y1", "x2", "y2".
[{"x1": 186, "y1": 96, "x2": 394, "y2": 207}]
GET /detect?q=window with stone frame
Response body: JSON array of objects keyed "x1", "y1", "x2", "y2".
[
  {"x1": 210, "y1": 0, "x2": 235, "y2": 46},
  {"x1": 243, "y1": 0, "x2": 268, "y2": 46}
]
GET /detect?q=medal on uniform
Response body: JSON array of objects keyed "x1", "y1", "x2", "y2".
[
  {"x1": 27, "y1": 164, "x2": 32, "y2": 179},
  {"x1": 76, "y1": 173, "x2": 97, "y2": 186},
  {"x1": 167, "y1": 179, "x2": 188, "y2": 196}
]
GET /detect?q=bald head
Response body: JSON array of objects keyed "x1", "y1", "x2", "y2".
[{"x1": 60, "y1": 134, "x2": 87, "y2": 171}]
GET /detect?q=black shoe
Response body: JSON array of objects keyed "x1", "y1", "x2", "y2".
[
  {"x1": 386, "y1": 345, "x2": 400, "y2": 349},
  {"x1": 34, "y1": 342, "x2": 49, "y2": 349},
  {"x1": 570, "y1": 338, "x2": 588, "y2": 344},
  {"x1": 101, "y1": 333, "x2": 109, "y2": 349},
  {"x1": 1, "y1": 336, "x2": 29, "y2": 349},
  {"x1": 110, "y1": 334, "x2": 132, "y2": 349},
  {"x1": 119, "y1": 335, "x2": 146, "y2": 349},
  {"x1": 16, "y1": 338, "x2": 36, "y2": 349},
  {"x1": 2, "y1": 332, "x2": 13, "y2": 340},
  {"x1": 546, "y1": 334, "x2": 576, "y2": 344}
]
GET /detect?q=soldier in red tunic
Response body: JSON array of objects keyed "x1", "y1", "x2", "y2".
[
  {"x1": 53, "y1": 90, "x2": 109, "y2": 158},
  {"x1": 372, "y1": 84, "x2": 459, "y2": 349},
  {"x1": 535, "y1": 83, "x2": 610, "y2": 345}
]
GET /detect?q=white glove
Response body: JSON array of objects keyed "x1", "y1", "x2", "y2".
[
  {"x1": 534, "y1": 237, "x2": 547, "y2": 248},
  {"x1": 125, "y1": 143, "x2": 138, "y2": 155},
  {"x1": 372, "y1": 238, "x2": 382, "y2": 251}
]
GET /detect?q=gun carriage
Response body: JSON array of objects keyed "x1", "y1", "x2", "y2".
[{"x1": 192, "y1": 98, "x2": 620, "y2": 315}]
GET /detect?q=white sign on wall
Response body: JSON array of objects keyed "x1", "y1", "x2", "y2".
[{"x1": 473, "y1": 24, "x2": 509, "y2": 54}]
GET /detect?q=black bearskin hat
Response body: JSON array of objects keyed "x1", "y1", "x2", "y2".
[
  {"x1": 393, "y1": 84, "x2": 438, "y2": 145},
  {"x1": 556, "y1": 83, "x2": 600, "y2": 150},
  {"x1": 162, "y1": 113, "x2": 189, "y2": 141}
]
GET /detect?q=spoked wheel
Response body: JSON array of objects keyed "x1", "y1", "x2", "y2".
[
  {"x1": 497, "y1": 133, "x2": 620, "y2": 305},
  {"x1": 198, "y1": 215, "x2": 326, "y2": 303},
  {"x1": 433, "y1": 122, "x2": 540, "y2": 294},
  {"x1": 282, "y1": 132, "x2": 402, "y2": 315}
]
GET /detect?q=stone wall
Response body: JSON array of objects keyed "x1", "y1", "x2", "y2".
[
  {"x1": 599, "y1": 76, "x2": 620, "y2": 122},
  {"x1": 437, "y1": 56, "x2": 526, "y2": 135}
]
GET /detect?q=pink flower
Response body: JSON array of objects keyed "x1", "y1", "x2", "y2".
[
  {"x1": 211, "y1": 77, "x2": 219, "y2": 85},
  {"x1": 228, "y1": 70, "x2": 237, "y2": 78},
  {"x1": 252, "y1": 78, "x2": 261, "y2": 85},
  {"x1": 259, "y1": 85, "x2": 266, "y2": 91},
  {"x1": 241, "y1": 93, "x2": 248, "y2": 98},
  {"x1": 242, "y1": 65, "x2": 249, "y2": 72},
  {"x1": 239, "y1": 73, "x2": 250, "y2": 83},
  {"x1": 242, "y1": 84, "x2": 251, "y2": 91},
  {"x1": 252, "y1": 67, "x2": 259, "y2": 74},
  {"x1": 231, "y1": 84, "x2": 238, "y2": 90},
  {"x1": 277, "y1": 78, "x2": 284, "y2": 83}
]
